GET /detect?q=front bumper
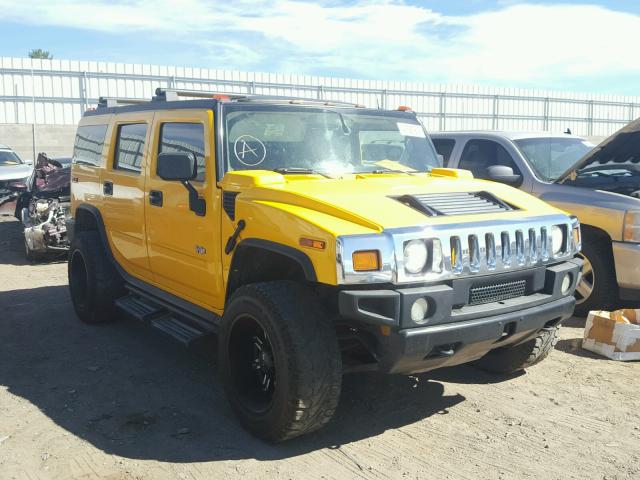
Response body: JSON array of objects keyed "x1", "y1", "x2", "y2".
[
  {"x1": 338, "y1": 259, "x2": 581, "y2": 374},
  {"x1": 612, "y1": 241, "x2": 640, "y2": 300}
]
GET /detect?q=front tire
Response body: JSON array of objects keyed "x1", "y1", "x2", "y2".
[
  {"x1": 68, "y1": 230, "x2": 124, "y2": 324},
  {"x1": 473, "y1": 326, "x2": 560, "y2": 374},
  {"x1": 574, "y1": 234, "x2": 618, "y2": 317},
  {"x1": 219, "y1": 281, "x2": 342, "y2": 442}
]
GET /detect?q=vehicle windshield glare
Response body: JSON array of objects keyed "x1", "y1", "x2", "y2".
[
  {"x1": 0, "y1": 150, "x2": 23, "y2": 166},
  {"x1": 515, "y1": 137, "x2": 594, "y2": 182},
  {"x1": 223, "y1": 106, "x2": 441, "y2": 176}
]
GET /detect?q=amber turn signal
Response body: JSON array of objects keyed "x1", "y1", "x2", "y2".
[
  {"x1": 299, "y1": 238, "x2": 326, "y2": 250},
  {"x1": 352, "y1": 250, "x2": 380, "y2": 271}
]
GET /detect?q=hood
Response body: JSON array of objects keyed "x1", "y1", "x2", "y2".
[
  {"x1": 557, "y1": 117, "x2": 640, "y2": 183},
  {"x1": 222, "y1": 169, "x2": 562, "y2": 232},
  {"x1": 0, "y1": 163, "x2": 33, "y2": 182}
]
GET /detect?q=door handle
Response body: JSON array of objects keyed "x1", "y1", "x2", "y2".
[
  {"x1": 103, "y1": 181, "x2": 113, "y2": 196},
  {"x1": 149, "y1": 190, "x2": 163, "y2": 207}
]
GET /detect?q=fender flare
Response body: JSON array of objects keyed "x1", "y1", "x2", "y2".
[{"x1": 231, "y1": 238, "x2": 318, "y2": 282}]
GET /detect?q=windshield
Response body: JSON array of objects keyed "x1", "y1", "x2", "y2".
[
  {"x1": 223, "y1": 105, "x2": 441, "y2": 175},
  {"x1": 0, "y1": 150, "x2": 23, "y2": 166},
  {"x1": 515, "y1": 138, "x2": 593, "y2": 182}
]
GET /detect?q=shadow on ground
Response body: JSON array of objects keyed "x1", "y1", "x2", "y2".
[{"x1": 0, "y1": 284, "x2": 473, "y2": 463}]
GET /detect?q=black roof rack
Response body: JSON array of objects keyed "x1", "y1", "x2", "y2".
[{"x1": 91, "y1": 88, "x2": 366, "y2": 113}]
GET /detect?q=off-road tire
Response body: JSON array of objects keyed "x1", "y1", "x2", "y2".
[
  {"x1": 68, "y1": 230, "x2": 124, "y2": 324},
  {"x1": 473, "y1": 326, "x2": 560, "y2": 374},
  {"x1": 574, "y1": 233, "x2": 618, "y2": 317},
  {"x1": 219, "y1": 281, "x2": 342, "y2": 442}
]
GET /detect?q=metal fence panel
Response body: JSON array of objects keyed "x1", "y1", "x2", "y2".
[{"x1": 1, "y1": 56, "x2": 639, "y2": 137}]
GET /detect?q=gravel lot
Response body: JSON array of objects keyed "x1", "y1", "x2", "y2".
[{"x1": 1, "y1": 215, "x2": 639, "y2": 480}]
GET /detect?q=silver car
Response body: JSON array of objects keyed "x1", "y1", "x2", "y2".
[
  {"x1": 431, "y1": 129, "x2": 640, "y2": 316},
  {"x1": 0, "y1": 144, "x2": 33, "y2": 216}
]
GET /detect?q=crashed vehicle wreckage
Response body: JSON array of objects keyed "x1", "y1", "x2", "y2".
[{"x1": 13, "y1": 153, "x2": 71, "y2": 260}]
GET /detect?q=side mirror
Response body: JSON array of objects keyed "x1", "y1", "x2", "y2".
[
  {"x1": 156, "y1": 152, "x2": 205, "y2": 216},
  {"x1": 157, "y1": 152, "x2": 196, "y2": 181},
  {"x1": 487, "y1": 165, "x2": 523, "y2": 187},
  {"x1": 25, "y1": 159, "x2": 34, "y2": 165}
]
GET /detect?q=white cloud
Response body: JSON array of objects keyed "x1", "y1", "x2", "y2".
[{"x1": 1, "y1": 1, "x2": 638, "y2": 90}]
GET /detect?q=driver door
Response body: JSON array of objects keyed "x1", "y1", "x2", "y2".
[{"x1": 144, "y1": 109, "x2": 224, "y2": 312}]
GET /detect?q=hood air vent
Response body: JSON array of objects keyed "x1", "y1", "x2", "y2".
[
  {"x1": 394, "y1": 191, "x2": 515, "y2": 217},
  {"x1": 223, "y1": 191, "x2": 239, "y2": 220}
]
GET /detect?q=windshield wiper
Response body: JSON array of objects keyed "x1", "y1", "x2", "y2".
[
  {"x1": 274, "y1": 167, "x2": 333, "y2": 179},
  {"x1": 369, "y1": 169, "x2": 418, "y2": 175}
]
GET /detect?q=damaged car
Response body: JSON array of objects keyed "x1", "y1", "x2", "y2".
[{"x1": 14, "y1": 153, "x2": 71, "y2": 260}]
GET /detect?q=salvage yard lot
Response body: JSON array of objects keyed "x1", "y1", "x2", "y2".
[{"x1": 0, "y1": 215, "x2": 638, "y2": 480}]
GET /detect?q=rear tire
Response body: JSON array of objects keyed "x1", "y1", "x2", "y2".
[
  {"x1": 219, "y1": 281, "x2": 342, "y2": 442},
  {"x1": 473, "y1": 326, "x2": 560, "y2": 374},
  {"x1": 68, "y1": 230, "x2": 124, "y2": 324},
  {"x1": 574, "y1": 234, "x2": 618, "y2": 317}
]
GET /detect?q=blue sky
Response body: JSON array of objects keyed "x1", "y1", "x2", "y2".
[{"x1": 0, "y1": 1, "x2": 638, "y2": 95}]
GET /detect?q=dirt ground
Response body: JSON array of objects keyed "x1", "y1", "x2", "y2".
[{"x1": 0, "y1": 216, "x2": 638, "y2": 480}]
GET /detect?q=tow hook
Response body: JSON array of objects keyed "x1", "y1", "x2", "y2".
[{"x1": 225, "y1": 220, "x2": 246, "y2": 254}]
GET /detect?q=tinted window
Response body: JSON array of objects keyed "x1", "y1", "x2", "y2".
[
  {"x1": 159, "y1": 123, "x2": 206, "y2": 182},
  {"x1": 432, "y1": 138, "x2": 456, "y2": 165},
  {"x1": 73, "y1": 124, "x2": 107, "y2": 167},
  {"x1": 458, "y1": 139, "x2": 520, "y2": 179},
  {"x1": 115, "y1": 123, "x2": 147, "y2": 173},
  {"x1": 0, "y1": 150, "x2": 22, "y2": 166}
]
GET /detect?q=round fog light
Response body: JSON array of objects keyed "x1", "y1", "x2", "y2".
[
  {"x1": 561, "y1": 274, "x2": 573, "y2": 295},
  {"x1": 411, "y1": 298, "x2": 430, "y2": 324}
]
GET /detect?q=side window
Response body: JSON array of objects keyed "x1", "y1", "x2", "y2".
[
  {"x1": 73, "y1": 124, "x2": 108, "y2": 167},
  {"x1": 114, "y1": 123, "x2": 148, "y2": 173},
  {"x1": 432, "y1": 138, "x2": 456, "y2": 166},
  {"x1": 458, "y1": 139, "x2": 520, "y2": 179},
  {"x1": 159, "y1": 123, "x2": 206, "y2": 182}
]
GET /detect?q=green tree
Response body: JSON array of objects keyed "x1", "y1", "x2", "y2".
[{"x1": 28, "y1": 49, "x2": 53, "y2": 59}]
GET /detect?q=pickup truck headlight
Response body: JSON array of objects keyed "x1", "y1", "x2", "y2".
[
  {"x1": 551, "y1": 225, "x2": 565, "y2": 255},
  {"x1": 571, "y1": 216, "x2": 581, "y2": 252},
  {"x1": 403, "y1": 239, "x2": 428, "y2": 274},
  {"x1": 623, "y1": 210, "x2": 640, "y2": 243}
]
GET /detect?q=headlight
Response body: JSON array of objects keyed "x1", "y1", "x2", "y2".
[
  {"x1": 623, "y1": 210, "x2": 640, "y2": 243},
  {"x1": 571, "y1": 216, "x2": 582, "y2": 252},
  {"x1": 551, "y1": 225, "x2": 564, "y2": 255},
  {"x1": 403, "y1": 239, "x2": 428, "y2": 274}
]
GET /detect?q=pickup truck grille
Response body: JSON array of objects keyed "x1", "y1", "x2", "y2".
[
  {"x1": 469, "y1": 279, "x2": 527, "y2": 306},
  {"x1": 394, "y1": 191, "x2": 514, "y2": 217}
]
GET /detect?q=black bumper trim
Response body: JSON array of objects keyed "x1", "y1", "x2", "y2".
[
  {"x1": 338, "y1": 259, "x2": 581, "y2": 328},
  {"x1": 380, "y1": 294, "x2": 576, "y2": 374}
]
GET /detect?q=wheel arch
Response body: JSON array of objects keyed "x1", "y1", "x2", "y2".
[{"x1": 226, "y1": 239, "x2": 317, "y2": 302}]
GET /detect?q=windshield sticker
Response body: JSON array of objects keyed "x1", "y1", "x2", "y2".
[
  {"x1": 397, "y1": 122, "x2": 425, "y2": 138},
  {"x1": 263, "y1": 123, "x2": 285, "y2": 138},
  {"x1": 234, "y1": 135, "x2": 267, "y2": 167}
]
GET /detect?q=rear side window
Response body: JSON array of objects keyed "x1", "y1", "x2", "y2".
[
  {"x1": 432, "y1": 138, "x2": 456, "y2": 165},
  {"x1": 159, "y1": 123, "x2": 206, "y2": 182},
  {"x1": 458, "y1": 139, "x2": 521, "y2": 179},
  {"x1": 73, "y1": 124, "x2": 107, "y2": 167},
  {"x1": 115, "y1": 123, "x2": 148, "y2": 173}
]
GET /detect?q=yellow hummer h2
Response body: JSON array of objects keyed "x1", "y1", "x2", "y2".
[{"x1": 68, "y1": 88, "x2": 582, "y2": 442}]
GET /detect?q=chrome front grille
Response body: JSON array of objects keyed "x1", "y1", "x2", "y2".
[
  {"x1": 336, "y1": 213, "x2": 578, "y2": 285},
  {"x1": 469, "y1": 280, "x2": 527, "y2": 306},
  {"x1": 447, "y1": 226, "x2": 559, "y2": 276}
]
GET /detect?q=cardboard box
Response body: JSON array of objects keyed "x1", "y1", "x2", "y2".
[{"x1": 582, "y1": 309, "x2": 640, "y2": 361}]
